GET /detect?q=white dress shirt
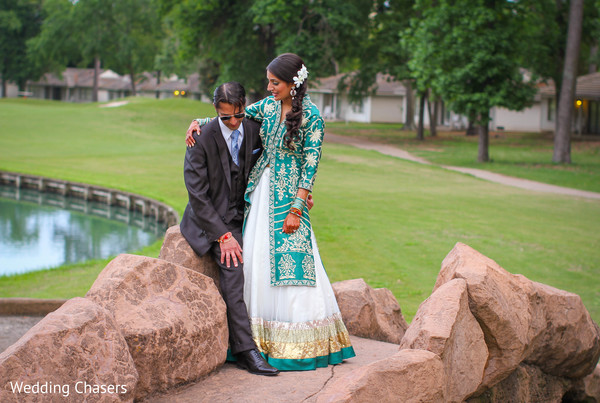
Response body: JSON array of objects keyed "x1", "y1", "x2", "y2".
[{"x1": 218, "y1": 118, "x2": 244, "y2": 158}]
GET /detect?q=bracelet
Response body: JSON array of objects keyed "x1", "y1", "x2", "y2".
[
  {"x1": 290, "y1": 207, "x2": 303, "y2": 217},
  {"x1": 218, "y1": 232, "x2": 233, "y2": 243},
  {"x1": 291, "y1": 196, "x2": 306, "y2": 211}
]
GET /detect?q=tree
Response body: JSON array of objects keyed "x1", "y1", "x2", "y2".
[
  {"x1": 346, "y1": 0, "x2": 417, "y2": 130},
  {"x1": 408, "y1": 0, "x2": 537, "y2": 162},
  {"x1": 553, "y1": 0, "x2": 584, "y2": 163},
  {"x1": 519, "y1": 0, "x2": 599, "y2": 142},
  {"x1": 162, "y1": 0, "x2": 374, "y2": 98},
  {"x1": 27, "y1": 0, "x2": 80, "y2": 80},
  {"x1": 29, "y1": 0, "x2": 163, "y2": 100},
  {"x1": 0, "y1": 0, "x2": 43, "y2": 96},
  {"x1": 102, "y1": 0, "x2": 163, "y2": 95}
]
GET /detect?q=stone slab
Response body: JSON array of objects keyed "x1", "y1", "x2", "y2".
[{"x1": 145, "y1": 335, "x2": 399, "y2": 403}]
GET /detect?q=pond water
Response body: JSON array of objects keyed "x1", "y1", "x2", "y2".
[{"x1": 0, "y1": 185, "x2": 166, "y2": 277}]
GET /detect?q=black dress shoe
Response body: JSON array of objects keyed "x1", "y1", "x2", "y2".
[{"x1": 236, "y1": 349, "x2": 280, "y2": 376}]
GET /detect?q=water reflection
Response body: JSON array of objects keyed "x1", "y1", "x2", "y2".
[{"x1": 0, "y1": 185, "x2": 166, "y2": 276}]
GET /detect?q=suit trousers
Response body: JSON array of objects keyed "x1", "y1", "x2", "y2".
[{"x1": 210, "y1": 223, "x2": 256, "y2": 355}]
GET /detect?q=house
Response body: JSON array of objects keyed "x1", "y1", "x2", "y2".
[
  {"x1": 309, "y1": 73, "x2": 408, "y2": 124},
  {"x1": 24, "y1": 68, "x2": 207, "y2": 103},
  {"x1": 309, "y1": 73, "x2": 466, "y2": 129},
  {"x1": 136, "y1": 72, "x2": 208, "y2": 101},
  {"x1": 0, "y1": 79, "x2": 20, "y2": 98},
  {"x1": 490, "y1": 72, "x2": 600, "y2": 135},
  {"x1": 26, "y1": 68, "x2": 131, "y2": 102}
]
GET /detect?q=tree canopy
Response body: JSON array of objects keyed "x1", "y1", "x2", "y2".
[
  {"x1": 161, "y1": 0, "x2": 374, "y2": 98},
  {"x1": 407, "y1": 0, "x2": 537, "y2": 161},
  {"x1": 0, "y1": 0, "x2": 43, "y2": 94}
]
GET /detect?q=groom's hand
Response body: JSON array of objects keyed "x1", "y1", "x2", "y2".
[{"x1": 220, "y1": 237, "x2": 243, "y2": 268}]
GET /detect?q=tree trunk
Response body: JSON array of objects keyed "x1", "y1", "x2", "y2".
[
  {"x1": 417, "y1": 91, "x2": 427, "y2": 141},
  {"x1": 427, "y1": 91, "x2": 438, "y2": 137},
  {"x1": 92, "y1": 56, "x2": 100, "y2": 102},
  {"x1": 403, "y1": 79, "x2": 415, "y2": 130},
  {"x1": 129, "y1": 67, "x2": 137, "y2": 96},
  {"x1": 466, "y1": 118, "x2": 477, "y2": 136},
  {"x1": 554, "y1": 0, "x2": 583, "y2": 164},
  {"x1": 155, "y1": 70, "x2": 161, "y2": 99},
  {"x1": 1, "y1": 76, "x2": 6, "y2": 98},
  {"x1": 477, "y1": 122, "x2": 489, "y2": 162}
]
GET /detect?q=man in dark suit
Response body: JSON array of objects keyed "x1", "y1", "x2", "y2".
[{"x1": 180, "y1": 82, "x2": 278, "y2": 376}]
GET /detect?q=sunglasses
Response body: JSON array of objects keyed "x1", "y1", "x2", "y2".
[{"x1": 219, "y1": 113, "x2": 245, "y2": 121}]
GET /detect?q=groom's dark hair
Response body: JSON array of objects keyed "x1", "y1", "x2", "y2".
[{"x1": 213, "y1": 82, "x2": 246, "y2": 111}]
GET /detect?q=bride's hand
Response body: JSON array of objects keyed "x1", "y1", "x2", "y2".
[
  {"x1": 186, "y1": 120, "x2": 200, "y2": 147},
  {"x1": 282, "y1": 213, "x2": 300, "y2": 234}
]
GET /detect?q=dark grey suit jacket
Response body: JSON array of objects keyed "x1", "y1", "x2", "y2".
[{"x1": 180, "y1": 118, "x2": 262, "y2": 256}]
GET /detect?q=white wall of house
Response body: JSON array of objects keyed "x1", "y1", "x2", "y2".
[
  {"x1": 342, "y1": 96, "x2": 371, "y2": 123},
  {"x1": 539, "y1": 97, "x2": 556, "y2": 132},
  {"x1": 490, "y1": 103, "x2": 543, "y2": 132},
  {"x1": 1, "y1": 81, "x2": 19, "y2": 98},
  {"x1": 371, "y1": 96, "x2": 404, "y2": 123}
]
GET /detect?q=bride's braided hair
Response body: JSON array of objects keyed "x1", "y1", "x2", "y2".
[{"x1": 267, "y1": 53, "x2": 307, "y2": 150}]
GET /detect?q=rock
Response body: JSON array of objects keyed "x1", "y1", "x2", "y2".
[
  {"x1": 467, "y1": 363, "x2": 573, "y2": 403},
  {"x1": 158, "y1": 225, "x2": 220, "y2": 288},
  {"x1": 86, "y1": 254, "x2": 228, "y2": 400},
  {"x1": 434, "y1": 242, "x2": 600, "y2": 390},
  {"x1": 434, "y1": 243, "x2": 535, "y2": 388},
  {"x1": 524, "y1": 281, "x2": 600, "y2": 379},
  {"x1": 332, "y1": 278, "x2": 408, "y2": 344},
  {"x1": 0, "y1": 297, "x2": 137, "y2": 402},
  {"x1": 567, "y1": 364, "x2": 600, "y2": 403},
  {"x1": 315, "y1": 349, "x2": 446, "y2": 403},
  {"x1": 400, "y1": 278, "x2": 488, "y2": 402},
  {"x1": 584, "y1": 365, "x2": 600, "y2": 402}
]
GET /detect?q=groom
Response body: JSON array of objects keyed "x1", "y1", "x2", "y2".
[{"x1": 179, "y1": 82, "x2": 278, "y2": 376}]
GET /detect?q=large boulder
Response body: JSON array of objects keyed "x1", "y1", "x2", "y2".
[
  {"x1": 400, "y1": 278, "x2": 488, "y2": 402},
  {"x1": 0, "y1": 297, "x2": 137, "y2": 402},
  {"x1": 582, "y1": 364, "x2": 600, "y2": 402},
  {"x1": 158, "y1": 225, "x2": 220, "y2": 288},
  {"x1": 315, "y1": 349, "x2": 446, "y2": 403},
  {"x1": 567, "y1": 364, "x2": 600, "y2": 403},
  {"x1": 435, "y1": 242, "x2": 600, "y2": 390},
  {"x1": 525, "y1": 281, "x2": 600, "y2": 378},
  {"x1": 332, "y1": 278, "x2": 408, "y2": 344},
  {"x1": 467, "y1": 363, "x2": 573, "y2": 403},
  {"x1": 86, "y1": 254, "x2": 228, "y2": 400}
]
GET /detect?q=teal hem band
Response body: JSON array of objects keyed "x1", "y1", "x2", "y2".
[
  {"x1": 266, "y1": 346, "x2": 356, "y2": 371},
  {"x1": 226, "y1": 346, "x2": 356, "y2": 371}
]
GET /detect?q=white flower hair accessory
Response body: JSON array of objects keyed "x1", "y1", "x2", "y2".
[{"x1": 293, "y1": 64, "x2": 309, "y2": 88}]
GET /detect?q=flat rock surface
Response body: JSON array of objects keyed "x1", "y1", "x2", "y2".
[
  {"x1": 146, "y1": 336, "x2": 399, "y2": 403},
  {"x1": 0, "y1": 315, "x2": 44, "y2": 353}
]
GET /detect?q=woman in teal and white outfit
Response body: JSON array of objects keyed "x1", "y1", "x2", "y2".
[
  {"x1": 188, "y1": 53, "x2": 355, "y2": 371},
  {"x1": 241, "y1": 53, "x2": 354, "y2": 371}
]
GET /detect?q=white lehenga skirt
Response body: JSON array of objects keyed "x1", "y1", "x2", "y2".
[{"x1": 243, "y1": 167, "x2": 355, "y2": 371}]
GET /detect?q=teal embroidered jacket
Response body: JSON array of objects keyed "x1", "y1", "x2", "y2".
[{"x1": 244, "y1": 95, "x2": 325, "y2": 287}]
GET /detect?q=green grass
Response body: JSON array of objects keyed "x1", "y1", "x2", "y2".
[
  {"x1": 327, "y1": 122, "x2": 600, "y2": 193},
  {"x1": 1, "y1": 98, "x2": 599, "y2": 326}
]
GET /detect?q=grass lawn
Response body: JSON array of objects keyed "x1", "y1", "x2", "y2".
[
  {"x1": 326, "y1": 122, "x2": 600, "y2": 193},
  {"x1": 1, "y1": 98, "x2": 599, "y2": 325}
]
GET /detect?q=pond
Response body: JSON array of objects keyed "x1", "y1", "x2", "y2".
[{"x1": 0, "y1": 185, "x2": 166, "y2": 277}]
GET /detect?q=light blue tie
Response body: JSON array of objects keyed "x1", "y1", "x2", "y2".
[{"x1": 231, "y1": 130, "x2": 240, "y2": 165}]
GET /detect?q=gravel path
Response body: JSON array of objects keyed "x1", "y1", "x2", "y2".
[{"x1": 326, "y1": 133, "x2": 600, "y2": 200}]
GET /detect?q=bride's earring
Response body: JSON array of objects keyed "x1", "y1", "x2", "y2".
[{"x1": 290, "y1": 88, "x2": 297, "y2": 98}]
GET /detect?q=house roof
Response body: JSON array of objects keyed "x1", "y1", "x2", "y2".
[
  {"x1": 539, "y1": 72, "x2": 600, "y2": 99},
  {"x1": 28, "y1": 68, "x2": 203, "y2": 93},
  {"x1": 311, "y1": 73, "x2": 407, "y2": 97}
]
